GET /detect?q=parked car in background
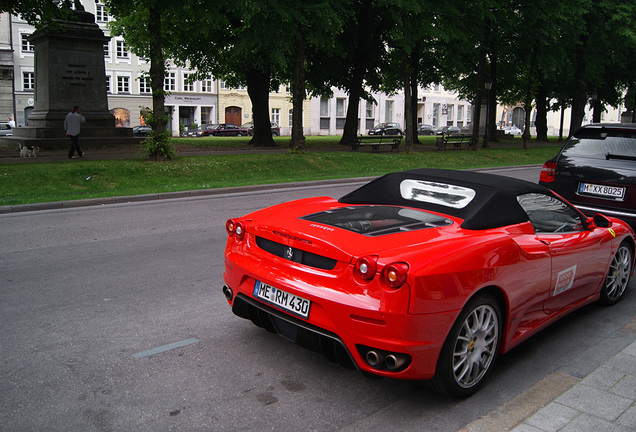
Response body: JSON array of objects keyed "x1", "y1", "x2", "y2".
[
  {"x1": 210, "y1": 124, "x2": 250, "y2": 136},
  {"x1": 417, "y1": 124, "x2": 435, "y2": 135},
  {"x1": 222, "y1": 168, "x2": 634, "y2": 398},
  {"x1": 368, "y1": 122, "x2": 403, "y2": 136},
  {"x1": 0, "y1": 122, "x2": 13, "y2": 136},
  {"x1": 192, "y1": 124, "x2": 218, "y2": 137},
  {"x1": 241, "y1": 121, "x2": 281, "y2": 136},
  {"x1": 540, "y1": 123, "x2": 636, "y2": 230},
  {"x1": 435, "y1": 125, "x2": 461, "y2": 135},
  {"x1": 132, "y1": 125, "x2": 152, "y2": 136},
  {"x1": 504, "y1": 125, "x2": 522, "y2": 135}
]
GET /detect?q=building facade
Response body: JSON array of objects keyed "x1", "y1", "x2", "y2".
[{"x1": 4, "y1": 3, "x2": 621, "y2": 139}]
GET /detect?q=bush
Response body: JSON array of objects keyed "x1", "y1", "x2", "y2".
[{"x1": 141, "y1": 130, "x2": 177, "y2": 160}]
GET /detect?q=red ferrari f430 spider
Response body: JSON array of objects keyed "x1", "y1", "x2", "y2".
[{"x1": 222, "y1": 169, "x2": 634, "y2": 397}]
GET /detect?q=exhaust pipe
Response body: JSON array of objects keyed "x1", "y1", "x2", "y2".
[
  {"x1": 365, "y1": 350, "x2": 384, "y2": 367},
  {"x1": 222, "y1": 285, "x2": 233, "y2": 301},
  {"x1": 385, "y1": 354, "x2": 407, "y2": 370}
]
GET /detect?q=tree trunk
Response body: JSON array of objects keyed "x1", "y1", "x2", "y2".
[
  {"x1": 472, "y1": 48, "x2": 487, "y2": 151},
  {"x1": 569, "y1": 43, "x2": 587, "y2": 136},
  {"x1": 535, "y1": 85, "x2": 548, "y2": 141},
  {"x1": 488, "y1": 53, "x2": 498, "y2": 143},
  {"x1": 403, "y1": 57, "x2": 414, "y2": 152},
  {"x1": 339, "y1": 60, "x2": 364, "y2": 145},
  {"x1": 592, "y1": 98, "x2": 602, "y2": 123},
  {"x1": 522, "y1": 95, "x2": 532, "y2": 149},
  {"x1": 290, "y1": 28, "x2": 306, "y2": 150},
  {"x1": 409, "y1": 48, "x2": 420, "y2": 148},
  {"x1": 148, "y1": 5, "x2": 166, "y2": 134},
  {"x1": 245, "y1": 67, "x2": 275, "y2": 147}
]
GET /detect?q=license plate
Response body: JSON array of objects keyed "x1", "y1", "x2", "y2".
[
  {"x1": 578, "y1": 182, "x2": 626, "y2": 200},
  {"x1": 253, "y1": 281, "x2": 311, "y2": 319}
]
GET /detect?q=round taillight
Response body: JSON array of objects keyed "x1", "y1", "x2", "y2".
[
  {"x1": 226, "y1": 219, "x2": 246, "y2": 241},
  {"x1": 354, "y1": 256, "x2": 378, "y2": 281},
  {"x1": 234, "y1": 221, "x2": 246, "y2": 241},
  {"x1": 382, "y1": 263, "x2": 409, "y2": 288},
  {"x1": 226, "y1": 219, "x2": 236, "y2": 235}
]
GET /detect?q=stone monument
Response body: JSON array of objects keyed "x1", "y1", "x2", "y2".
[{"x1": 7, "y1": 6, "x2": 137, "y2": 150}]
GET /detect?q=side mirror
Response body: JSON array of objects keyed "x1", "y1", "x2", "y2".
[{"x1": 588, "y1": 213, "x2": 613, "y2": 229}]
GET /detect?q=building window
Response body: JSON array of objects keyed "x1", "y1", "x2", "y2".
[
  {"x1": 138, "y1": 75, "x2": 151, "y2": 94},
  {"x1": 434, "y1": 84, "x2": 441, "y2": 92},
  {"x1": 433, "y1": 103, "x2": 440, "y2": 127},
  {"x1": 220, "y1": 80, "x2": 245, "y2": 90},
  {"x1": 336, "y1": 98, "x2": 347, "y2": 129},
  {"x1": 106, "y1": 75, "x2": 111, "y2": 93},
  {"x1": 183, "y1": 73, "x2": 194, "y2": 92},
  {"x1": 117, "y1": 76, "x2": 130, "y2": 93},
  {"x1": 289, "y1": 109, "x2": 293, "y2": 126},
  {"x1": 116, "y1": 40, "x2": 129, "y2": 59},
  {"x1": 164, "y1": 72, "x2": 176, "y2": 91},
  {"x1": 320, "y1": 97, "x2": 329, "y2": 129},
  {"x1": 21, "y1": 34, "x2": 34, "y2": 53},
  {"x1": 271, "y1": 108, "x2": 280, "y2": 125},
  {"x1": 201, "y1": 76, "x2": 213, "y2": 92},
  {"x1": 336, "y1": 98, "x2": 346, "y2": 117},
  {"x1": 447, "y1": 104, "x2": 454, "y2": 126},
  {"x1": 467, "y1": 105, "x2": 472, "y2": 123},
  {"x1": 457, "y1": 105, "x2": 464, "y2": 127},
  {"x1": 366, "y1": 101, "x2": 375, "y2": 129},
  {"x1": 23, "y1": 71, "x2": 35, "y2": 90},
  {"x1": 103, "y1": 42, "x2": 110, "y2": 57},
  {"x1": 96, "y1": 4, "x2": 109, "y2": 22},
  {"x1": 384, "y1": 100, "x2": 393, "y2": 123},
  {"x1": 201, "y1": 107, "x2": 212, "y2": 124}
]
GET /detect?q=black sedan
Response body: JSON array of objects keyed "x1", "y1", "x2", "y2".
[
  {"x1": 540, "y1": 123, "x2": 636, "y2": 229},
  {"x1": 417, "y1": 124, "x2": 435, "y2": 135},
  {"x1": 435, "y1": 126, "x2": 461, "y2": 135},
  {"x1": 368, "y1": 123, "x2": 403, "y2": 136}
]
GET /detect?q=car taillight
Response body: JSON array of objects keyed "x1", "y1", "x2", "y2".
[
  {"x1": 354, "y1": 255, "x2": 378, "y2": 281},
  {"x1": 226, "y1": 219, "x2": 246, "y2": 241},
  {"x1": 540, "y1": 161, "x2": 556, "y2": 183},
  {"x1": 382, "y1": 263, "x2": 409, "y2": 288}
]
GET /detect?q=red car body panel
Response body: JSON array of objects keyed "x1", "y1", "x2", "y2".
[{"x1": 222, "y1": 170, "x2": 634, "y2": 381}]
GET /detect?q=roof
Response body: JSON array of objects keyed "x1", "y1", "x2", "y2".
[{"x1": 339, "y1": 168, "x2": 552, "y2": 230}]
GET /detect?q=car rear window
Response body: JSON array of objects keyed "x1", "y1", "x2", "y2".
[
  {"x1": 302, "y1": 205, "x2": 452, "y2": 236},
  {"x1": 562, "y1": 128, "x2": 636, "y2": 159}
]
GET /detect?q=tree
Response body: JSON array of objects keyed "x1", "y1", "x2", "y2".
[
  {"x1": 1, "y1": 0, "x2": 73, "y2": 27},
  {"x1": 106, "y1": 0, "x2": 183, "y2": 136}
]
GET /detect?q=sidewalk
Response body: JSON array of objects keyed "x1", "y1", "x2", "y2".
[{"x1": 463, "y1": 319, "x2": 636, "y2": 432}]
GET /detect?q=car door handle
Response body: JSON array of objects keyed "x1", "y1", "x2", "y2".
[{"x1": 540, "y1": 239, "x2": 551, "y2": 246}]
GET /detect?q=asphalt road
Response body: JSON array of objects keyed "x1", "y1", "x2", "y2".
[{"x1": 1, "y1": 166, "x2": 635, "y2": 432}]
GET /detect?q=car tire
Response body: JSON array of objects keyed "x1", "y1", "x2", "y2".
[
  {"x1": 428, "y1": 293, "x2": 502, "y2": 398},
  {"x1": 600, "y1": 242, "x2": 632, "y2": 305},
  {"x1": 272, "y1": 132, "x2": 279, "y2": 136}
]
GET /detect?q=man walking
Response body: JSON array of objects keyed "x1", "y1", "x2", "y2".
[{"x1": 64, "y1": 106, "x2": 86, "y2": 158}]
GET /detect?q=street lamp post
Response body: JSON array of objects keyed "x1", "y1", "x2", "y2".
[{"x1": 484, "y1": 79, "x2": 492, "y2": 148}]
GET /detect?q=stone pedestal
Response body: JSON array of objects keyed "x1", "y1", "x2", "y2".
[{"x1": 5, "y1": 11, "x2": 138, "y2": 150}]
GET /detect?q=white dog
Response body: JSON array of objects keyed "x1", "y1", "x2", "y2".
[{"x1": 18, "y1": 144, "x2": 39, "y2": 158}]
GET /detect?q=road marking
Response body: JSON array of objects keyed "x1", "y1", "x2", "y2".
[{"x1": 132, "y1": 338, "x2": 199, "y2": 359}]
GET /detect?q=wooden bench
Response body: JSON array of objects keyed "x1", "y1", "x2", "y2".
[
  {"x1": 350, "y1": 135, "x2": 403, "y2": 152},
  {"x1": 436, "y1": 133, "x2": 472, "y2": 150}
]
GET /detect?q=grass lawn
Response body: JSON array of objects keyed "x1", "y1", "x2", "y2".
[{"x1": 0, "y1": 135, "x2": 562, "y2": 206}]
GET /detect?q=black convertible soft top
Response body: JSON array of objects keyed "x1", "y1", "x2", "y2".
[{"x1": 339, "y1": 168, "x2": 553, "y2": 230}]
